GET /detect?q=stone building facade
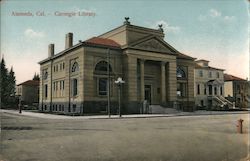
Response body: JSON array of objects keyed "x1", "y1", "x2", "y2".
[
  {"x1": 194, "y1": 60, "x2": 226, "y2": 109},
  {"x1": 38, "y1": 18, "x2": 195, "y2": 114},
  {"x1": 224, "y1": 74, "x2": 249, "y2": 109}
]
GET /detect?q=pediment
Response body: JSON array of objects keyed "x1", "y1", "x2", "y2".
[{"x1": 129, "y1": 35, "x2": 178, "y2": 54}]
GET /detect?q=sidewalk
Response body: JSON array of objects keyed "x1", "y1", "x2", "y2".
[{"x1": 1, "y1": 109, "x2": 249, "y2": 120}]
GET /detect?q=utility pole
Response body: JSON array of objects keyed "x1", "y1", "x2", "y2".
[{"x1": 107, "y1": 48, "x2": 111, "y2": 118}]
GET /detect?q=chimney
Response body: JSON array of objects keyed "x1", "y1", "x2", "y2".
[
  {"x1": 48, "y1": 44, "x2": 54, "y2": 57},
  {"x1": 65, "y1": 33, "x2": 73, "y2": 49}
]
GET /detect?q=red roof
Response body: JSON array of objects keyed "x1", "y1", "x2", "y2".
[
  {"x1": 85, "y1": 37, "x2": 121, "y2": 48},
  {"x1": 224, "y1": 74, "x2": 245, "y2": 81},
  {"x1": 17, "y1": 80, "x2": 39, "y2": 86}
]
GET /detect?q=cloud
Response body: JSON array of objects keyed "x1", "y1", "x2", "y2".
[
  {"x1": 24, "y1": 28, "x2": 45, "y2": 38},
  {"x1": 209, "y1": 9, "x2": 221, "y2": 18},
  {"x1": 198, "y1": 9, "x2": 236, "y2": 22},
  {"x1": 152, "y1": 20, "x2": 180, "y2": 34}
]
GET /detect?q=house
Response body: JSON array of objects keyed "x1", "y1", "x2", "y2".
[
  {"x1": 194, "y1": 60, "x2": 228, "y2": 110},
  {"x1": 224, "y1": 74, "x2": 248, "y2": 109},
  {"x1": 16, "y1": 80, "x2": 39, "y2": 105},
  {"x1": 38, "y1": 18, "x2": 196, "y2": 114}
]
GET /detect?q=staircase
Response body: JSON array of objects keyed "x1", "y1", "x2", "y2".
[
  {"x1": 212, "y1": 96, "x2": 234, "y2": 109},
  {"x1": 149, "y1": 105, "x2": 179, "y2": 114},
  {"x1": 218, "y1": 96, "x2": 234, "y2": 108}
]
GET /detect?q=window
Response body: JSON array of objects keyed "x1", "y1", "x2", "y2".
[
  {"x1": 177, "y1": 67, "x2": 186, "y2": 78},
  {"x1": 72, "y1": 79, "x2": 78, "y2": 96},
  {"x1": 43, "y1": 70, "x2": 48, "y2": 80},
  {"x1": 53, "y1": 82, "x2": 56, "y2": 91},
  {"x1": 56, "y1": 65, "x2": 58, "y2": 72},
  {"x1": 204, "y1": 85, "x2": 207, "y2": 95},
  {"x1": 199, "y1": 70, "x2": 203, "y2": 77},
  {"x1": 44, "y1": 84, "x2": 48, "y2": 98},
  {"x1": 44, "y1": 105, "x2": 47, "y2": 111},
  {"x1": 201, "y1": 100, "x2": 204, "y2": 107},
  {"x1": 220, "y1": 86, "x2": 223, "y2": 95},
  {"x1": 54, "y1": 66, "x2": 56, "y2": 72},
  {"x1": 95, "y1": 61, "x2": 112, "y2": 72},
  {"x1": 209, "y1": 85, "x2": 212, "y2": 95},
  {"x1": 60, "y1": 64, "x2": 62, "y2": 71},
  {"x1": 62, "y1": 81, "x2": 64, "y2": 90},
  {"x1": 214, "y1": 87, "x2": 217, "y2": 95},
  {"x1": 62, "y1": 105, "x2": 64, "y2": 111},
  {"x1": 177, "y1": 83, "x2": 187, "y2": 97},
  {"x1": 62, "y1": 63, "x2": 65, "y2": 70},
  {"x1": 98, "y1": 78, "x2": 108, "y2": 96},
  {"x1": 71, "y1": 62, "x2": 79, "y2": 72},
  {"x1": 197, "y1": 84, "x2": 200, "y2": 95},
  {"x1": 209, "y1": 72, "x2": 212, "y2": 78},
  {"x1": 216, "y1": 72, "x2": 220, "y2": 78},
  {"x1": 73, "y1": 104, "x2": 76, "y2": 112}
]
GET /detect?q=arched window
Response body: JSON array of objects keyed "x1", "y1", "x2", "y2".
[
  {"x1": 177, "y1": 67, "x2": 186, "y2": 78},
  {"x1": 71, "y1": 62, "x2": 79, "y2": 72},
  {"x1": 95, "y1": 61, "x2": 112, "y2": 73}
]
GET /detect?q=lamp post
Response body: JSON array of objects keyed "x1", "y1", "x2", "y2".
[
  {"x1": 115, "y1": 77, "x2": 125, "y2": 117},
  {"x1": 18, "y1": 95, "x2": 22, "y2": 113}
]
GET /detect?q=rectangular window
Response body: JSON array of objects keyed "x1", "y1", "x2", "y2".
[
  {"x1": 73, "y1": 79, "x2": 78, "y2": 96},
  {"x1": 214, "y1": 87, "x2": 217, "y2": 95},
  {"x1": 53, "y1": 82, "x2": 56, "y2": 91},
  {"x1": 59, "y1": 81, "x2": 62, "y2": 90},
  {"x1": 216, "y1": 72, "x2": 220, "y2": 78},
  {"x1": 204, "y1": 85, "x2": 207, "y2": 95},
  {"x1": 177, "y1": 83, "x2": 187, "y2": 97},
  {"x1": 197, "y1": 84, "x2": 200, "y2": 95},
  {"x1": 60, "y1": 64, "x2": 62, "y2": 71},
  {"x1": 98, "y1": 78, "x2": 107, "y2": 96},
  {"x1": 209, "y1": 72, "x2": 212, "y2": 78},
  {"x1": 62, "y1": 81, "x2": 64, "y2": 90},
  {"x1": 62, "y1": 63, "x2": 65, "y2": 70},
  {"x1": 73, "y1": 104, "x2": 76, "y2": 112},
  {"x1": 209, "y1": 85, "x2": 212, "y2": 95},
  {"x1": 220, "y1": 86, "x2": 223, "y2": 95},
  {"x1": 199, "y1": 70, "x2": 203, "y2": 77},
  {"x1": 44, "y1": 84, "x2": 48, "y2": 98}
]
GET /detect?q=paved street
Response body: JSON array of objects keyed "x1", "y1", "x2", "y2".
[{"x1": 0, "y1": 111, "x2": 249, "y2": 161}]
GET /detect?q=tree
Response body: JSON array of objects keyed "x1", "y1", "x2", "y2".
[
  {"x1": 8, "y1": 67, "x2": 16, "y2": 96},
  {"x1": 0, "y1": 58, "x2": 16, "y2": 107},
  {"x1": 0, "y1": 58, "x2": 8, "y2": 106},
  {"x1": 33, "y1": 72, "x2": 40, "y2": 81}
]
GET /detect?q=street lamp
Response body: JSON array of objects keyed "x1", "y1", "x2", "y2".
[
  {"x1": 115, "y1": 77, "x2": 125, "y2": 117},
  {"x1": 17, "y1": 94, "x2": 22, "y2": 113}
]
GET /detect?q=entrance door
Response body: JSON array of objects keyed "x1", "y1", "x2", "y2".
[{"x1": 145, "y1": 85, "x2": 152, "y2": 105}]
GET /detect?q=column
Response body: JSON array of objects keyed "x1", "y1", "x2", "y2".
[
  {"x1": 168, "y1": 61, "x2": 177, "y2": 102},
  {"x1": 161, "y1": 61, "x2": 166, "y2": 103},
  {"x1": 140, "y1": 59, "x2": 145, "y2": 102}
]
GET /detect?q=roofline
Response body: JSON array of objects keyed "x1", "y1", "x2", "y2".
[
  {"x1": 195, "y1": 66, "x2": 225, "y2": 71},
  {"x1": 98, "y1": 24, "x2": 163, "y2": 38},
  {"x1": 38, "y1": 42, "x2": 121, "y2": 65},
  {"x1": 125, "y1": 46, "x2": 178, "y2": 56},
  {"x1": 196, "y1": 59, "x2": 210, "y2": 62},
  {"x1": 17, "y1": 80, "x2": 39, "y2": 86}
]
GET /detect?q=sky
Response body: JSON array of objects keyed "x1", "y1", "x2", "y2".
[{"x1": 1, "y1": 0, "x2": 249, "y2": 84}]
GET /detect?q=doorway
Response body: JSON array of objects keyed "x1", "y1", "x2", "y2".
[{"x1": 145, "y1": 85, "x2": 152, "y2": 105}]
